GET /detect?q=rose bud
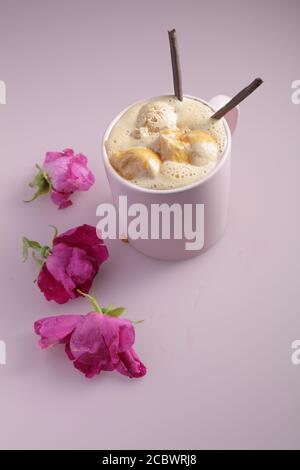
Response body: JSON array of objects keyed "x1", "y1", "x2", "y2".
[
  {"x1": 34, "y1": 292, "x2": 146, "y2": 379},
  {"x1": 25, "y1": 148, "x2": 95, "y2": 209},
  {"x1": 23, "y1": 224, "x2": 108, "y2": 304}
]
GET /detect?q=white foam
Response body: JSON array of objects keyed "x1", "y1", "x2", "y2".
[{"x1": 132, "y1": 161, "x2": 217, "y2": 190}]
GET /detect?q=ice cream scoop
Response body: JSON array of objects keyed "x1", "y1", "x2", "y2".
[
  {"x1": 159, "y1": 128, "x2": 218, "y2": 166},
  {"x1": 110, "y1": 147, "x2": 161, "y2": 180},
  {"x1": 187, "y1": 130, "x2": 218, "y2": 166},
  {"x1": 159, "y1": 129, "x2": 190, "y2": 163},
  {"x1": 136, "y1": 101, "x2": 177, "y2": 133}
]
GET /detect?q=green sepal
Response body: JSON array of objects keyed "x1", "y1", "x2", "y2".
[
  {"x1": 32, "y1": 251, "x2": 45, "y2": 267},
  {"x1": 22, "y1": 236, "x2": 51, "y2": 263},
  {"x1": 105, "y1": 307, "x2": 126, "y2": 317},
  {"x1": 102, "y1": 304, "x2": 114, "y2": 314},
  {"x1": 49, "y1": 225, "x2": 58, "y2": 241},
  {"x1": 76, "y1": 290, "x2": 127, "y2": 318},
  {"x1": 24, "y1": 164, "x2": 51, "y2": 203},
  {"x1": 105, "y1": 303, "x2": 114, "y2": 312},
  {"x1": 22, "y1": 237, "x2": 42, "y2": 262},
  {"x1": 40, "y1": 245, "x2": 51, "y2": 259}
]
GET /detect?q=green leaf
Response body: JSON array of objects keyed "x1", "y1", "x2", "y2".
[
  {"x1": 131, "y1": 319, "x2": 144, "y2": 324},
  {"x1": 106, "y1": 307, "x2": 125, "y2": 317}
]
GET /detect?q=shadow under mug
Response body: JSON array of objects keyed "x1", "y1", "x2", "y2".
[{"x1": 102, "y1": 94, "x2": 239, "y2": 261}]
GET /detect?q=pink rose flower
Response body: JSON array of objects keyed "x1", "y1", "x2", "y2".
[
  {"x1": 25, "y1": 148, "x2": 95, "y2": 209},
  {"x1": 23, "y1": 225, "x2": 109, "y2": 304},
  {"x1": 34, "y1": 294, "x2": 146, "y2": 379}
]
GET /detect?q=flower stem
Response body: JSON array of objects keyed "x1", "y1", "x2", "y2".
[{"x1": 77, "y1": 289, "x2": 102, "y2": 313}]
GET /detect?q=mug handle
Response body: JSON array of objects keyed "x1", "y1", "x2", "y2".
[{"x1": 208, "y1": 95, "x2": 240, "y2": 135}]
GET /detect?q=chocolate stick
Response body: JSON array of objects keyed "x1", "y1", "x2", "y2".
[
  {"x1": 212, "y1": 78, "x2": 263, "y2": 120},
  {"x1": 168, "y1": 29, "x2": 183, "y2": 101}
]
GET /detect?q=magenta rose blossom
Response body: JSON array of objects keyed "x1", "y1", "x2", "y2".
[
  {"x1": 26, "y1": 148, "x2": 95, "y2": 209},
  {"x1": 23, "y1": 225, "x2": 109, "y2": 304},
  {"x1": 34, "y1": 294, "x2": 146, "y2": 379}
]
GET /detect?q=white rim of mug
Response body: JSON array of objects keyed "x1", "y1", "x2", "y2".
[{"x1": 102, "y1": 94, "x2": 231, "y2": 195}]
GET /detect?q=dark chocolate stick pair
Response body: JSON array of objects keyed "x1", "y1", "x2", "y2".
[{"x1": 168, "y1": 29, "x2": 263, "y2": 118}]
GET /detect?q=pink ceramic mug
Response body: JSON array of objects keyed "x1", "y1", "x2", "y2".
[{"x1": 102, "y1": 94, "x2": 239, "y2": 260}]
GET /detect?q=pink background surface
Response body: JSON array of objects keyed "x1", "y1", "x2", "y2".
[{"x1": 1, "y1": 0, "x2": 300, "y2": 450}]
